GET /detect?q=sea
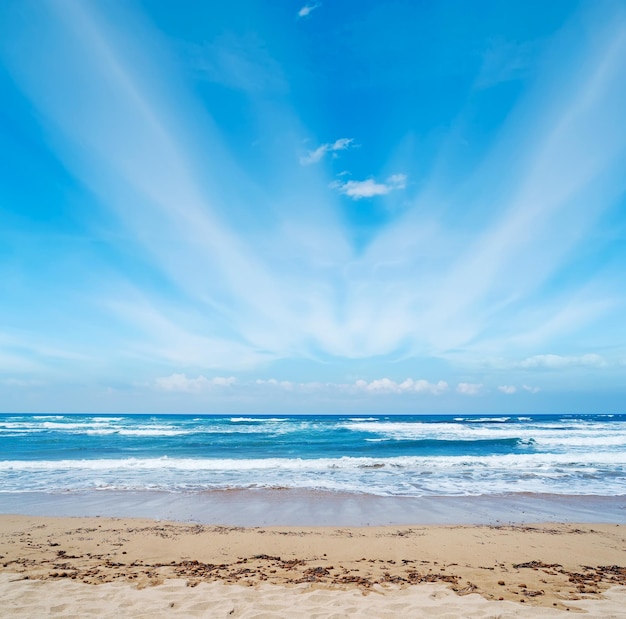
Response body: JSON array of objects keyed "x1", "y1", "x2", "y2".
[{"x1": 1, "y1": 413, "x2": 625, "y2": 499}]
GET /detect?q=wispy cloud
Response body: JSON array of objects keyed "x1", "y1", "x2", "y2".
[
  {"x1": 497, "y1": 385, "x2": 517, "y2": 394},
  {"x1": 476, "y1": 352, "x2": 611, "y2": 372},
  {"x1": 476, "y1": 38, "x2": 538, "y2": 89},
  {"x1": 186, "y1": 33, "x2": 287, "y2": 95},
  {"x1": 518, "y1": 354, "x2": 607, "y2": 369},
  {"x1": 1, "y1": 0, "x2": 625, "y2": 407},
  {"x1": 367, "y1": 8, "x2": 626, "y2": 363},
  {"x1": 300, "y1": 137, "x2": 354, "y2": 165},
  {"x1": 298, "y1": 3, "x2": 321, "y2": 19},
  {"x1": 523, "y1": 385, "x2": 541, "y2": 394},
  {"x1": 331, "y1": 173, "x2": 407, "y2": 199}
]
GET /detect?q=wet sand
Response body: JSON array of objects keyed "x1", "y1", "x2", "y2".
[
  {"x1": 3, "y1": 489, "x2": 625, "y2": 526},
  {"x1": 1, "y1": 514, "x2": 626, "y2": 617}
]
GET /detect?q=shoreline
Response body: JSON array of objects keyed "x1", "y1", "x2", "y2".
[
  {"x1": 1, "y1": 489, "x2": 625, "y2": 526},
  {"x1": 1, "y1": 514, "x2": 626, "y2": 616}
]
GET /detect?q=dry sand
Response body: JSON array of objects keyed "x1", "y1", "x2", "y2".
[{"x1": 1, "y1": 515, "x2": 625, "y2": 617}]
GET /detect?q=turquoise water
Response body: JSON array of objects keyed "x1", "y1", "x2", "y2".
[{"x1": 1, "y1": 413, "x2": 625, "y2": 497}]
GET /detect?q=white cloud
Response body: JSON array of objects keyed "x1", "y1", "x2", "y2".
[
  {"x1": 255, "y1": 378, "x2": 295, "y2": 390},
  {"x1": 518, "y1": 353, "x2": 606, "y2": 369},
  {"x1": 148, "y1": 376, "x2": 543, "y2": 398},
  {"x1": 354, "y1": 377, "x2": 448, "y2": 395},
  {"x1": 254, "y1": 378, "x2": 335, "y2": 393},
  {"x1": 154, "y1": 373, "x2": 235, "y2": 392},
  {"x1": 386, "y1": 173, "x2": 407, "y2": 186},
  {"x1": 331, "y1": 174, "x2": 407, "y2": 199},
  {"x1": 300, "y1": 138, "x2": 354, "y2": 165},
  {"x1": 298, "y1": 3, "x2": 321, "y2": 18},
  {"x1": 211, "y1": 376, "x2": 237, "y2": 387},
  {"x1": 456, "y1": 382, "x2": 483, "y2": 395}
]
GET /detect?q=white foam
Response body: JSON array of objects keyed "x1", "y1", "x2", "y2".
[
  {"x1": 2, "y1": 452, "x2": 625, "y2": 472},
  {"x1": 467, "y1": 417, "x2": 512, "y2": 423},
  {"x1": 117, "y1": 429, "x2": 190, "y2": 437},
  {"x1": 32, "y1": 415, "x2": 65, "y2": 420},
  {"x1": 89, "y1": 417, "x2": 124, "y2": 422},
  {"x1": 348, "y1": 417, "x2": 380, "y2": 422},
  {"x1": 1, "y1": 452, "x2": 624, "y2": 496},
  {"x1": 338, "y1": 420, "x2": 626, "y2": 449}
]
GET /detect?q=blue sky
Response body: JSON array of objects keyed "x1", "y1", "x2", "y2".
[{"x1": 1, "y1": 0, "x2": 625, "y2": 414}]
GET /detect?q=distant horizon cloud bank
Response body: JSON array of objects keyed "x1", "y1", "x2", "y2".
[{"x1": 150, "y1": 372, "x2": 538, "y2": 399}]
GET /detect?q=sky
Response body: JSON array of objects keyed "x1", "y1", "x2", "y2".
[{"x1": 0, "y1": 0, "x2": 625, "y2": 414}]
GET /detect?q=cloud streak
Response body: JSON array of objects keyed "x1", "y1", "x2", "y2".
[
  {"x1": 298, "y1": 3, "x2": 321, "y2": 19},
  {"x1": 300, "y1": 138, "x2": 354, "y2": 165},
  {"x1": 1, "y1": 0, "x2": 625, "y2": 407},
  {"x1": 517, "y1": 354, "x2": 607, "y2": 369}
]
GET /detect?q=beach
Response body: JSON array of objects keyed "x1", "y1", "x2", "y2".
[
  {"x1": 1, "y1": 514, "x2": 626, "y2": 617},
  {"x1": 3, "y1": 0, "x2": 626, "y2": 612},
  {"x1": 2, "y1": 414, "x2": 626, "y2": 616}
]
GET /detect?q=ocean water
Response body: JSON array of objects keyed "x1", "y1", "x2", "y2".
[{"x1": 1, "y1": 413, "x2": 625, "y2": 500}]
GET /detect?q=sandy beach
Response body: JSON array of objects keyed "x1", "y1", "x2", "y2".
[{"x1": 1, "y1": 514, "x2": 625, "y2": 617}]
